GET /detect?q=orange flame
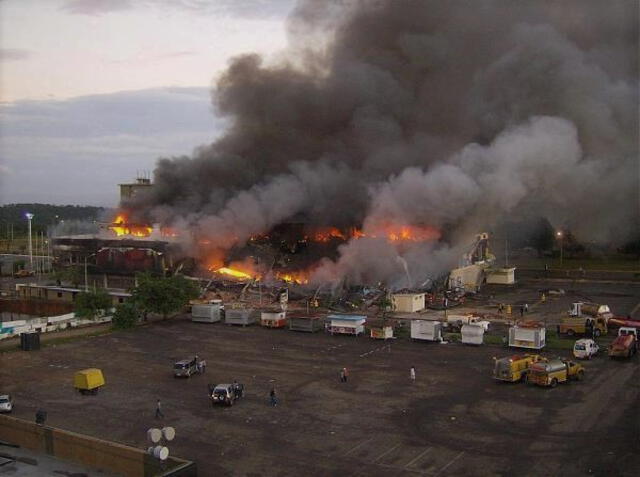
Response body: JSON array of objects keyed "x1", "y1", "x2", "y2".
[
  {"x1": 276, "y1": 271, "x2": 309, "y2": 285},
  {"x1": 109, "y1": 213, "x2": 153, "y2": 237},
  {"x1": 312, "y1": 227, "x2": 346, "y2": 242}
]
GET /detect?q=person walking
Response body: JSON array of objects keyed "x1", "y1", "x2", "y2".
[
  {"x1": 520, "y1": 305, "x2": 524, "y2": 317},
  {"x1": 524, "y1": 303, "x2": 529, "y2": 313},
  {"x1": 155, "y1": 399, "x2": 164, "y2": 419},
  {"x1": 269, "y1": 387, "x2": 278, "y2": 407},
  {"x1": 339, "y1": 368, "x2": 345, "y2": 383},
  {"x1": 410, "y1": 366, "x2": 416, "y2": 383},
  {"x1": 343, "y1": 367, "x2": 349, "y2": 383}
]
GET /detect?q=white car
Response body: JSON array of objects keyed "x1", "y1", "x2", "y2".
[
  {"x1": 573, "y1": 339, "x2": 599, "y2": 359},
  {"x1": 0, "y1": 394, "x2": 13, "y2": 413}
]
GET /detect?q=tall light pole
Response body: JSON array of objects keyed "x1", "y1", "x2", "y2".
[
  {"x1": 556, "y1": 231, "x2": 563, "y2": 267},
  {"x1": 25, "y1": 213, "x2": 34, "y2": 271}
]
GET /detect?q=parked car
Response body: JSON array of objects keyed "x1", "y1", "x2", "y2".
[
  {"x1": 174, "y1": 356, "x2": 206, "y2": 378},
  {"x1": 14, "y1": 269, "x2": 34, "y2": 278},
  {"x1": 211, "y1": 383, "x2": 244, "y2": 406},
  {"x1": 573, "y1": 339, "x2": 599, "y2": 359},
  {"x1": 0, "y1": 394, "x2": 14, "y2": 413}
]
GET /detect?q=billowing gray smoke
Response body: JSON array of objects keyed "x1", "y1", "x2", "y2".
[{"x1": 131, "y1": 0, "x2": 639, "y2": 288}]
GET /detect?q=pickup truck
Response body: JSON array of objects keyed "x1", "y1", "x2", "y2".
[
  {"x1": 608, "y1": 327, "x2": 638, "y2": 359},
  {"x1": 210, "y1": 383, "x2": 244, "y2": 407},
  {"x1": 173, "y1": 356, "x2": 206, "y2": 377}
]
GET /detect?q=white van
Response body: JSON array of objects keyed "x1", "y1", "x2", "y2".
[{"x1": 573, "y1": 338, "x2": 599, "y2": 359}]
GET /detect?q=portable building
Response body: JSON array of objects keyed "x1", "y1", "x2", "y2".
[
  {"x1": 327, "y1": 314, "x2": 366, "y2": 336},
  {"x1": 370, "y1": 325, "x2": 393, "y2": 339},
  {"x1": 410, "y1": 320, "x2": 443, "y2": 341},
  {"x1": 260, "y1": 310, "x2": 287, "y2": 328},
  {"x1": 509, "y1": 324, "x2": 546, "y2": 349},
  {"x1": 288, "y1": 314, "x2": 323, "y2": 332},
  {"x1": 392, "y1": 293, "x2": 426, "y2": 313},
  {"x1": 192, "y1": 302, "x2": 222, "y2": 323},
  {"x1": 461, "y1": 323, "x2": 485, "y2": 345},
  {"x1": 225, "y1": 307, "x2": 255, "y2": 326}
]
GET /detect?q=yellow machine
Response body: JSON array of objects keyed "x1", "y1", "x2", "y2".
[
  {"x1": 527, "y1": 359, "x2": 584, "y2": 388},
  {"x1": 74, "y1": 368, "x2": 105, "y2": 395},
  {"x1": 558, "y1": 317, "x2": 607, "y2": 337},
  {"x1": 493, "y1": 354, "x2": 545, "y2": 382}
]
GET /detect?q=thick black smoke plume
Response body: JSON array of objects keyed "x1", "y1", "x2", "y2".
[{"x1": 131, "y1": 0, "x2": 639, "y2": 288}]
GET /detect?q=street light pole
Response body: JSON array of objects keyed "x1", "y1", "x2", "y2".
[
  {"x1": 556, "y1": 231, "x2": 563, "y2": 267},
  {"x1": 25, "y1": 213, "x2": 34, "y2": 271}
]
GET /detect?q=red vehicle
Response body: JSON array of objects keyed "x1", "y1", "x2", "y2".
[{"x1": 608, "y1": 327, "x2": 638, "y2": 359}]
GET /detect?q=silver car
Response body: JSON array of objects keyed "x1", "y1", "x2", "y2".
[{"x1": 0, "y1": 394, "x2": 13, "y2": 413}]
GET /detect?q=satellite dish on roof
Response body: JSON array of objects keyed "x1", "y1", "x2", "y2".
[
  {"x1": 162, "y1": 426, "x2": 175, "y2": 441},
  {"x1": 153, "y1": 446, "x2": 169, "y2": 461},
  {"x1": 147, "y1": 428, "x2": 162, "y2": 443}
]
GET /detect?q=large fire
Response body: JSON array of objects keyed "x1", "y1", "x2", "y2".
[
  {"x1": 201, "y1": 223, "x2": 439, "y2": 286},
  {"x1": 309, "y1": 224, "x2": 440, "y2": 243},
  {"x1": 109, "y1": 214, "x2": 153, "y2": 237}
]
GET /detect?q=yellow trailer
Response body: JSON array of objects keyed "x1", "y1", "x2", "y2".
[{"x1": 74, "y1": 368, "x2": 105, "y2": 395}]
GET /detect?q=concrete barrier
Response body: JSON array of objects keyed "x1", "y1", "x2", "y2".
[{"x1": 0, "y1": 414, "x2": 196, "y2": 477}]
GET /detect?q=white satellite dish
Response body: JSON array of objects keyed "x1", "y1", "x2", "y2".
[
  {"x1": 153, "y1": 446, "x2": 169, "y2": 461},
  {"x1": 162, "y1": 426, "x2": 176, "y2": 441},
  {"x1": 147, "y1": 428, "x2": 162, "y2": 443}
]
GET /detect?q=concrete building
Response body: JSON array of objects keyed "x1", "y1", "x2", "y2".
[
  {"x1": 392, "y1": 292, "x2": 426, "y2": 313},
  {"x1": 119, "y1": 177, "x2": 153, "y2": 204}
]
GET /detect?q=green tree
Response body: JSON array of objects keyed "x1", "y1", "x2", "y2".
[
  {"x1": 132, "y1": 273, "x2": 200, "y2": 320},
  {"x1": 55, "y1": 266, "x2": 83, "y2": 287},
  {"x1": 75, "y1": 288, "x2": 113, "y2": 319},
  {"x1": 112, "y1": 302, "x2": 140, "y2": 330}
]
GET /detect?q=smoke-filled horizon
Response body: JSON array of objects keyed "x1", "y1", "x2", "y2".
[{"x1": 129, "y1": 0, "x2": 639, "y2": 288}]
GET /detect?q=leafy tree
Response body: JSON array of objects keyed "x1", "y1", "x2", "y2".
[
  {"x1": 54, "y1": 266, "x2": 83, "y2": 287},
  {"x1": 112, "y1": 302, "x2": 140, "y2": 330},
  {"x1": 132, "y1": 273, "x2": 200, "y2": 320},
  {"x1": 75, "y1": 288, "x2": 113, "y2": 319}
]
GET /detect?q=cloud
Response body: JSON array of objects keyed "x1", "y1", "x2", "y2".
[
  {"x1": 0, "y1": 49, "x2": 34, "y2": 61},
  {"x1": 0, "y1": 87, "x2": 225, "y2": 206},
  {"x1": 60, "y1": 0, "x2": 133, "y2": 15},
  {"x1": 60, "y1": 0, "x2": 295, "y2": 18}
]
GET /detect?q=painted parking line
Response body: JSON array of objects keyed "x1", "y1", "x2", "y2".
[
  {"x1": 404, "y1": 447, "x2": 432, "y2": 469},
  {"x1": 434, "y1": 451, "x2": 465, "y2": 476},
  {"x1": 373, "y1": 443, "x2": 401, "y2": 463},
  {"x1": 342, "y1": 438, "x2": 373, "y2": 457}
]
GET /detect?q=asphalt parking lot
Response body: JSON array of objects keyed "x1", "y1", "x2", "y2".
[{"x1": 2, "y1": 276, "x2": 640, "y2": 477}]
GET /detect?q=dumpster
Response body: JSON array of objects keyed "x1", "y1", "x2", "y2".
[
  {"x1": 461, "y1": 323, "x2": 485, "y2": 345},
  {"x1": 410, "y1": 320, "x2": 443, "y2": 341},
  {"x1": 20, "y1": 332, "x2": 40, "y2": 351},
  {"x1": 74, "y1": 368, "x2": 105, "y2": 395},
  {"x1": 192, "y1": 301, "x2": 223, "y2": 323},
  {"x1": 288, "y1": 314, "x2": 323, "y2": 332},
  {"x1": 260, "y1": 310, "x2": 286, "y2": 328},
  {"x1": 225, "y1": 307, "x2": 255, "y2": 326}
]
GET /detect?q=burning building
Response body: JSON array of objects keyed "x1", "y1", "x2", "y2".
[{"x1": 119, "y1": 1, "x2": 637, "y2": 289}]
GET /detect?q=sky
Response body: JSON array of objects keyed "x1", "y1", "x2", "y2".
[{"x1": 0, "y1": 0, "x2": 294, "y2": 206}]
